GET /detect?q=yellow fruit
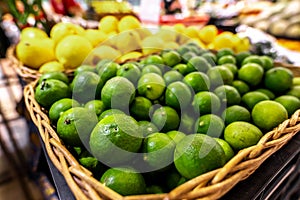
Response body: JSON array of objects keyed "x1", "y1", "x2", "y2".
[
  {"x1": 183, "y1": 26, "x2": 199, "y2": 39},
  {"x1": 134, "y1": 28, "x2": 153, "y2": 40},
  {"x1": 55, "y1": 35, "x2": 93, "y2": 69},
  {"x1": 115, "y1": 30, "x2": 141, "y2": 53},
  {"x1": 198, "y1": 25, "x2": 218, "y2": 44},
  {"x1": 234, "y1": 37, "x2": 250, "y2": 53},
  {"x1": 164, "y1": 41, "x2": 179, "y2": 49},
  {"x1": 185, "y1": 38, "x2": 206, "y2": 49},
  {"x1": 88, "y1": 45, "x2": 122, "y2": 62},
  {"x1": 118, "y1": 51, "x2": 143, "y2": 63},
  {"x1": 84, "y1": 29, "x2": 108, "y2": 47},
  {"x1": 118, "y1": 15, "x2": 141, "y2": 32},
  {"x1": 141, "y1": 36, "x2": 164, "y2": 55},
  {"x1": 173, "y1": 23, "x2": 186, "y2": 33},
  {"x1": 20, "y1": 27, "x2": 48, "y2": 40},
  {"x1": 212, "y1": 33, "x2": 235, "y2": 50},
  {"x1": 154, "y1": 29, "x2": 177, "y2": 42},
  {"x1": 39, "y1": 61, "x2": 64, "y2": 73},
  {"x1": 50, "y1": 22, "x2": 85, "y2": 45},
  {"x1": 98, "y1": 15, "x2": 119, "y2": 33},
  {"x1": 16, "y1": 38, "x2": 56, "y2": 69}
]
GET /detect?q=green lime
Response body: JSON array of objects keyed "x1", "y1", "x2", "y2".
[
  {"x1": 260, "y1": 55, "x2": 274, "y2": 71},
  {"x1": 235, "y1": 51, "x2": 251, "y2": 67},
  {"x1": 95, "y1": 59, "x2": 113, "y2": 72},
  {"x1": 101, "y1": 76, "x2": 135, "y2": 111},
  {"x1": 90, "y1": 114, "x2": 142, "y2": 165},
  {"x1": 217, "y1": 55, "x2": 236, "y2": 65},
  {"x1": 146, "y1": 185, "x2": 165, "y2": 194},
  {"x1": 130, "y1": 96, "x2": 152, "y2": 120},
  {"x1": 97, "y1": 61, "x2": 120, "y2": 83},
  {"x1": 163, "y1": 70, "x2": 183, "y2": 85},
  {"x1": 143, "y1": 55, "x2": 164, "y2": 65},
  {"x1": 173, "y1": 63, "x2": 190, "y2": 75},
  {"x1": 252, "y1": 100, "x2": 288, "y2": 132},
  {"x1": 214, "y1": 138, "x2": 235, "y2": 162},
  {"x1": 38, "y1": 71, "x2": 69, "y2": 85},
  {"x1": 216, "y1": 48, "x2": 235, "y2": 60},
  {"x1": 141, "y1": 64, "x2": 162, "y2": 76},
  {"x1": 35, "y1": 79, "x2": 71, "y2": 109},
  {"x1": 100, "y1": 167, "x2": 146, "y2": 195},
  {"x1": 181, "y1": 52, "x2": 197, "y2": 63},
  {"x1": 98, "y1": 109, "x2": 125, "y2": 121},
  {"x1": 213, "y1": 85, "x2": 241, "y2": 106},
  {"x1": 77, "y1": 150, "x2": 106, "y2": 177},
  {"x1": 84, "y1": 100, "x2": 106, "y2": 116},
  {"x1": 255, "y1": 88, "x2": 276, "y2": 100},
  {"x1": 162, "y1": 50, "x2": 182, "y2": 67},
  {"x1": 179, "y1": 109, "x2": 198, "y2": 134},
  {"x1": 286, "y1": 85, "x2": 300, "y2": 98},
  {"x1": 183, "y1": 71, "x2": 210, "y2": 93},
  {"x1": 224, "y1": 121, "x2": 263, "y2": 150},
  {"x1": 275, "y1": 95, "x2": 300, "y2": 117},
  {"x1": 264, "y1": 67, "x2": 293, "y2": 94},
  {"x1": 207, "y1": 66, "x2": 234, "y2": 87},
  {"x1": 166, "y1": 130, "x2": 186, "y2": 144},
  {"x1": 192, "y1": 91, "x2": 221, "y2": 115},
  {"x1": 57, "y1": 107, "x2": 98, "y2": 147},
  {"x1": 137, "y1": 73, "x2": 166, "y2": 100},
  {"x1": 238, "y1": 63, "x2": 264, "y2": 86},
  {"x1": 71, "y1": 71, "x2": 102, "y2": 103},
  {"x1": 221, "y1": 105, "x2": 251, "y2": 125},
  {"x1": 201, "y1": 52, "x2": 217, "y2": 66},
  {"x1": 187, "y1": 56, "x2": 212, "y2": 73},
  {"x1": 222, "y1": 63, "x2": 238, "y2": 77},
  {"x1": 241, "y1": 91, "x2": 270, "y2": 110},
  {"x1": 194, "y1": 114, "x2": 225, "y2": 138},
  {"x1": 232, "y1": 80, "x2": 250, "y2": 96},
  {"x1": 74, "y1": 65, "x2": 95, "y2": 76},
  {"x1": 117, "y1": 62, "x2": 141, "y2": 84},
  {"x1": 143, "y1": 132, "x2": 176, "y2": 170},
  {"x1": 165, "y1": 168, "x2": 186, "y2": 190},
  {"x1": 138, "y1": 121, "x2": 158, "y2": 137},
  {"x1": 49, "y1": 98, "x2": 80, "y2": 124},
  {"x1": 165, "y1": 81, "x2": 192, "y2": 110},
  {"x1": 293, "y1": 77, "x2": 300, "y2": 86},
  {"x1": 241, "y1": 55, "x2": 264, "y2": 67},
  {"x1": 177, "y1": 45, "x2": 190, "y2": 55},
  {"x1": 174, "y1": 134, "x2": 226, "y2": 179},
  {"x1": 151, "y1": 106, "x2": 180, "y2": 132}
]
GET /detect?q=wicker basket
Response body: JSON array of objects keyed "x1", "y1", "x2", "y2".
[{"x1": 24, "y1": 74, "x2": 300, "y2": 199}]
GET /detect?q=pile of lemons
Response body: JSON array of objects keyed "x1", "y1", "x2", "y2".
[{"x1": 16, "y1": 15, "x2": 250, "y2": 73}]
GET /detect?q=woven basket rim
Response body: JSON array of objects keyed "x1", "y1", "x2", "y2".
[{"x1": 23, "y1": 77, "x2": 300, "y2": 199}]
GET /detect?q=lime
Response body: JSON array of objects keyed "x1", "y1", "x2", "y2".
[
  {"x1": 97, "y1": 61, "x2": 120, "y2": 83},
  {"x1": 38, "y1": 71, "x2": 69, "y2": 85},
  {"x1": 101, "y1": 76, "x2": 135, "y2": 111},
  {"x1": 173, "y1": 64, "x2": 190, "y2": 75},
  {"x1": 217, "y1": 55, "x2": 236, "y2": 65},
  {"x1": 207, "y1": 66, "x2": 234, "y2": 87},
  {"x1": 130, "y1": 96, "x2": 152, "y2": 120},
  {"x1": 71, "y1": 71, "x2": 102, "y2": 103},
  {"x1": 143, "y1": 55, "x2": 164, "y2": 65},
  {"x1": 49, "y1": 98, "x2": 80, "y2": 124},
  {"x1": 235, "y1": 51, "x2": 251, "y2": 67},
  {"x1": 241, "y1": 91, "x2": 270, "y2": 110},
  {"x1": 187, "y1": 56, "x2": 212, "y2": 73},
  {"x1": 174, "y1": 134, "x2": 226, "y2": 179},
  {"x1": 286, "y1": 85, "x2": 300, "y2": 98},
  {"x1": 100, "y1": 167, "x2": 146, "y2": 196},
  {"x1": 216, "y1": 48, "x2": 235, "y2": 60},
  {"x1": 98, "y1": 109, "x2": 125, "y2": 121},
  {"x1": 165, "y1": 168, "x2": 186, "y2": 190},
  {"x1": 35, "y1": 79, "x2": 70, "y2": 109},
  {"x1": 137, "y1": 73, "x2": 166, "y2": 100},
  {"x1": 192, "y1": 91, "x2": 221, "y2": 115},
  {"x1": 264, "y1": 67, "x2": 293, "y2": 94},
  {"x1": 77, "y1": 150, "x2": 106, "y2": 177},
  {"x1": 252, "y1": 100, "x2": 288, "y2": 132},
  {"x1": 275, "y1": 95, "x2": 300, "y2": 117},
  {"x1": 141, "y1": 64, "x2": 162, "y2": 76},
  {"x1": 222, "y1": 63, "x2": 238, "y2": 77},
  {"x1": 232, "y1": 80, "x2": 250, "y2": 96},
  {"x1": 166, "y1": 130, "x2": 186, "y2": 144},
  {"x1": 90, "y1": 114, "x2": 142, "y2": 165},
  {"x1": 224, "y1": 121, "x2": 263, "y2": 150},
  {"x1": 163, "y1": 70, "x2": 183, "y2": 85},
  {"x1": 221, "y1": 105, "x2": 251, "y2": 125},
  {"x1": 177, "y1": 45, "x2": 190, "y2": 55},
  {"x1": 143, "y1": 132, "x2": 176, "y2": 170},
  {"x1": 179, "y1": 109, "x2": 198, "y2": 134},
  {"x1": 293, "y1": 77, "x2": 300, "y2": 86},
  {"x1": 84, "y1": 100, "x2": 106, "y2": 116},
  {"x1": 214, "y1": 85, "x2": 241, "y2": 106},
  {"x1": 138, "y1": 121, "x2": 159, "y2": 137},
  {"x1": 57, "y1": 107, "x2": 98, "y2": 147},
  {"x1": 74, "y1": 65, "x2": 95, "y2": 76},
  {"x1": 241, "y1": 55, "x2": 264, "y2": 67},
  {"x1": 151, "y1": 106, "x2": 180, "y2": 132},
  {"x1": 260, "y1": 55, "x2": 274, "y2": 71},
  {"x1": 238, "y1": 63, "x2": 264, "y2": 86},
  {"x1": 194, "y1": 114, "x2": 225, "y2": 138},
  {"x1": 181, "y1": 52, "x2": 197, "y2": 63},
  {"x1": 162, "y1": 50, "x2": 182, "y2": 67},
  {"x1": 214, "y1": 138, "x2": 235, "y2": 162},
  {"x1": 183, "y1": 71, "x2": 210, "y2": 93},
  {"x1": 165, "y1": 81, "x2": 192, "y2": 110},
  {"x1": 117, "y1": 62, "x2": 141, "y2": 84},
  {"x1": 255, "y1": 88, "x2": 276, "y2": 100},
  {"x1": 146, "y1": 185, "x2": 165, "y2": 194},
  {"x1": 201, "y1": 52, "x2": 217, "y2": 66},
  {"x1": 95, "y1": 59, "x2": 112, "y2": 71}
]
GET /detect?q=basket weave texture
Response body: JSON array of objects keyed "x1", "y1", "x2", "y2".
[{"x1": 24, "y1": 77, "x2": 300, "y2": 200}]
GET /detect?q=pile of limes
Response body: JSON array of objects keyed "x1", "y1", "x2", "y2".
[{"x1": 34, "y1": 43, "x2": 300, "y2": 196}]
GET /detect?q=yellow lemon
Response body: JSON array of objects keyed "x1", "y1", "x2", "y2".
[
  {"x1": 16, "y1": 38, "x2": 56, "y2": 69},
  {"x1": 173, "y1": 23, "x2": 186, "y2": 33},
  {"x1": 118, "y1": 15, "x2": 141, "y2": 32},
  {"x1": 115, "y1": 30, "x2": 141, "y2": 53},
  {"x1": 20, "y1": 27, "x2": 48, "y2": 40},
  {"x1": 212, "y1": 33, "x2": 235, "y2": 50},
  {"x1": 183, "y1": 25, "x2": 199, "y2": 39},
  {"x1": 84, "y1": 29, "x2": 108, "y2": 47},
  {"x1": 39, "y1": 61, "x2": 64, "y2": 73},
  {"x1": 98, "y1": 15, "x2": 119, "y2": 33},
  {"x1": 135, "y1": 28, "x2": 153, "y2": 40},
  {"x1": 154, "y1": 28, "x2": 177, "y2": 42},
  {"x1": 118, "y1": 51, "x2": 143, "y2": 63},
  {"x1": 55, "y1": 35, "x2": 93, "y2": 69},
  {"x1": 141, "y1": 36, "x2": 164, "y2": 55},
  {"x1": 50, "y1": 22, "x2": 85, "y2": 45},
  {"x1": 88, "y1": 45, "x2": 122, "y2": 63},
  {"x1": 198, "y1": 25, "x2": 218, "y2": 44}
]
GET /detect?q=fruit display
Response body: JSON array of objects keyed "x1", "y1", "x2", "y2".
[
  {"x1": 15, "y1": 15, "x2": 250, "y2": 74},
  {"x1": 31, "y1": 41, "x2": 300, "y2": 198}
]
